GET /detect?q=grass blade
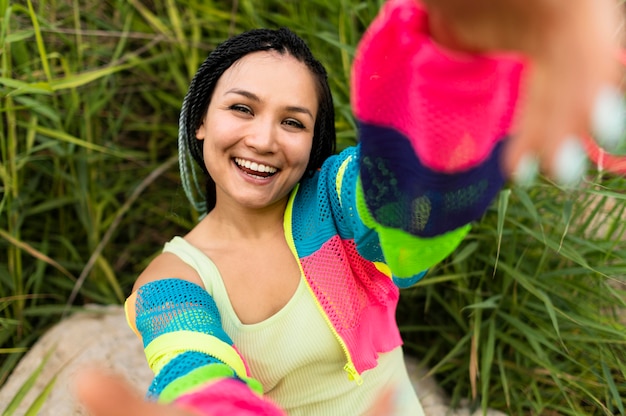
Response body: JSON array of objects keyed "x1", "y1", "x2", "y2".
[{"x1": 2, "y1": 347, "x2": 55, "y2": 416}]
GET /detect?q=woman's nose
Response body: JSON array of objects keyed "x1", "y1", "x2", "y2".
[{"x1": 244, "y1": 118, "x2": 278, "y2": 153}]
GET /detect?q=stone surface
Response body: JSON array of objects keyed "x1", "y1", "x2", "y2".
[
  {"x1": 0, "y1": 305, "x2": 152, "y2": 416},
  {"x1": 0, "y1": 305, "x2": 506, "y2": 416}
]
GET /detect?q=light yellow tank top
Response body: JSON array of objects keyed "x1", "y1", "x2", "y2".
[{"x1": 164, "y1": 236, "x2": 424, "y2": 415}]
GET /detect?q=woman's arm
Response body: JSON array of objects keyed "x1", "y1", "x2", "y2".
[
  {"x1": 349, "y1": 0, "x2": 523, "y2": 278},
  {"x1": 123, "y1": 254, "x2": 285, "y2": 415},
  {"x1": 349, "y1": 0, "x2": 623, "y2": 279}
]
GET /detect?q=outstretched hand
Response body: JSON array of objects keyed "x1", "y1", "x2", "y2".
[
  {"x1": 425, "y1": 0, "x2": 625, "y2": 186},
  {"x1": 74, "y1": 368, "x2": 195, "y2": 416},
  {"x1": 74, "y1": 368, "x2": 397, "y2": 415}
]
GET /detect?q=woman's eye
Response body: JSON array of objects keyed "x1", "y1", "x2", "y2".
[
  {"x1": 283, "y1": 118, "x2": 305, "y2": 129},
  {"x1": 230, "y1": 104, "x2": 252, "y2": 115}
]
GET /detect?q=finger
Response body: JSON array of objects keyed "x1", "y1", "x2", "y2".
[
  {"x1": 506, "y1": 0, "x2": 622, "y2": 185},
  {"x1": 74, "y1": 368, "x2": 191, "y2": 416},
  {"x1": 591, "y1": 85, "x2": 626, "y2": 153},
  {"x1": 507, "y1": 56, "x2": 589, "y2": 186},
  {"x1": 365, "y1": 387, "x2": 396, "y2": 416},
  {"x1": 586, "y1": 0, "x2": 626, "y2": 153}
]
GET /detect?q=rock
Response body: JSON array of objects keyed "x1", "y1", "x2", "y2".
[
  {"x1": 405, "y1": 358, "x2": 507, "y2": 416},
  {"x1": 0, "y1": 305, "x2": 507, "y2": 415},
  {"x1": 0, "y1": 305, "x2": 152, "y2": 416}
]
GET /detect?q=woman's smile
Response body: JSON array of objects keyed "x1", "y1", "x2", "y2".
[{"x1": 233, "y1": 157, "x2": 278, "y2": 179}]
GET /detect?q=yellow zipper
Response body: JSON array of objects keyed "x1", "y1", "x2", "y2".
[{"x1": 284, "y1": 186, "x2": 363, "y2": 385}]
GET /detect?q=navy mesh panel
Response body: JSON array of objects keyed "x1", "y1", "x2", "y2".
[{"x1": 359, "y1": 122, "x2": 507, "y2": 237}]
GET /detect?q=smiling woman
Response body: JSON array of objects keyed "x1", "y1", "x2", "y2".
[
  {"x1": 70, "y1": 0, "x2": 626, "y2": 415},
  {"x1": 2, "y1": 0, "x2": 625, "y2": 414}
]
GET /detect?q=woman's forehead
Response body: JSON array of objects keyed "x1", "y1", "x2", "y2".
[
  {"x1": 221, "y1": 51, "x2": 310, "y2": 82},
  {"x1": 214, "y1": 51, "x2": 319, "y2": 109}
]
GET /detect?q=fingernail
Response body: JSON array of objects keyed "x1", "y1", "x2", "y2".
[
  {"x1": 591, "y1": 85, "x2": 626, "y2": 152},
  {"x1": 512, "y1": 154, "x2": 539, "y2": 188},
  {"x1": 554, "y1": 136, "x2": 587, "y2": 188}
]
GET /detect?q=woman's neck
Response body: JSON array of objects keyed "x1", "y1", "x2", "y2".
[{"x1": 202, "y1": 197, "x2": 288, "y2": 241}]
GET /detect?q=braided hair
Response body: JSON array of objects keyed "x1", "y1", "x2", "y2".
[{"x1": 178, "y1": 27, "x2": 336, "y2": 214}]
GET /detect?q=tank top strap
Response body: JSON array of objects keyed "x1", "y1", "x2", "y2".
[{"x1": 162, "y1": 236, "x2": 221, "y2": 295}]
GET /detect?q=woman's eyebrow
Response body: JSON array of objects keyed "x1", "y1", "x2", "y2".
[
  {"x1": 226, "y1": 88, "x2": 260, "y2": 102},
  {"x1": 226, "y1": 88, "x2": 314, "y2": 120},
  {"x1": 285, "y1": 106, "x2": 314, "y2": 120}
]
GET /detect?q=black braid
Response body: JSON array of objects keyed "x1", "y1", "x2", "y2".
[{"x1": 181, "y1": 28, "x2": 336, "y2": 211}]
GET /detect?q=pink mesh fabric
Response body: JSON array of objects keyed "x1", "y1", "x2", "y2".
[
  {"x1": 175, "y1": 379, "x2": 285, "y2": 416},
  {"x1": 351, "y1": 0, "x2": 526, "y2": 173},
  {"x1": 300, "y1": 236, "x2": 402, "y2": 374}
]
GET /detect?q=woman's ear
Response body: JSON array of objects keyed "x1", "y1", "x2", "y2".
[{"x1": 195, "y1": 123, "x2": 205, "y2": 140}]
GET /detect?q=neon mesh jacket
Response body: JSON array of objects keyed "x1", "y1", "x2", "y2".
[{"x1": 126, "y1": 0, "x2": 527, "y2": 413}]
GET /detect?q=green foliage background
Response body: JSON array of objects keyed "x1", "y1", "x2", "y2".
[{"x1": 1, "y1": 0, "x2": 625, "y2": 414}]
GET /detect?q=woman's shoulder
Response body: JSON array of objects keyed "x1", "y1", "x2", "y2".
[
  {"x1": 132, "y1": 236, "x2": 206, "y2": 292},
  {"x1": 299, "y1": 144, "x2": 360, "y2": 190}
]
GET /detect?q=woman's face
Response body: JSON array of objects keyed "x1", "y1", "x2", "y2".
[{"x1": 196, "y1": 51, "x2": 318, "y2": 212}]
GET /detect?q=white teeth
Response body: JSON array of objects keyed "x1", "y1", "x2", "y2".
[{"x1": 234, "y1": 158, "x2": 277, "y2": 174}]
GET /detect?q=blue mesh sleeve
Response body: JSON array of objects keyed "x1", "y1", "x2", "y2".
[
  {"x1": 130, "y1": 278, "x2": 263, "y2": 405},
  {"x1": 135, "y1": 278, "x2": 232, "y2": 347}
]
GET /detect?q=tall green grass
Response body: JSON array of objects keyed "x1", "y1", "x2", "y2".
[
  {"x1": 1, "y1": 0, "x2": 625, "y2": 414},
  {"x1": 398, "y1": 177, "x2": 626, "y2": 415}
]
